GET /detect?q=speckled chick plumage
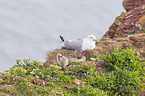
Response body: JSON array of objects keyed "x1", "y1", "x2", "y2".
[{"x1": 57, "y1": 53, "x2": 69, "y2": 71}]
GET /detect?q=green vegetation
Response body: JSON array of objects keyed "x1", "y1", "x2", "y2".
[
  {"x1": 138, "y1": 29, "x2": 145, "y2": 33},
  {"x1": 0, "y1": 47, "x2": 144, "y2": 96},
  {"x1": 91, "y1": 47, "x2": 145, "y2": 95},
  {"x1": 128, "y1": 29, "x2": 145, "y2": 35}
]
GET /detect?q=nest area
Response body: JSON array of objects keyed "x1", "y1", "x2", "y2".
[{"x1": 44, "y1": 33, "x2": 145, "y2": 67}]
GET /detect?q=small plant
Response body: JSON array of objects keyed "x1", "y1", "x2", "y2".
[
  {"x1": 138, "y1": 29, "x2": 145, "y2": 33},
  {"x1": 128, "y1": 31, "x2": 135, "y2": 35}
]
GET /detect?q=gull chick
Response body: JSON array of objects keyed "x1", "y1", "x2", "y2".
[
  {"x1": 57, "y1": 53, "x2": 68, "y2": 71},
  {"x1": 59, "y1": 35, "x2": 99, "y2": 51}
]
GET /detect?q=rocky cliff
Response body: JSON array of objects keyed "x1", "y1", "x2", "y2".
[
  {"x1": 44, "y1": 0, "x2": 145, "y2": 66},
  {"x1": 103, "y1": 0, "x2": 145, "y2": 38}
]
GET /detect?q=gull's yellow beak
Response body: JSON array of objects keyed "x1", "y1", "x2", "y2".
[{"x1": 94, "y1": 39, "x2": 99, "y2": 43}]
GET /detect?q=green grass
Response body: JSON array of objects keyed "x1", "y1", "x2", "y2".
[{"x1": 0, "y1": 47, "x2": 144, "y2": 96}]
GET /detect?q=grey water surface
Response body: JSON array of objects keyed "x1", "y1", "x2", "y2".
[{"x1": 0, "y1": 0, "x2": 124, "y2": 72}]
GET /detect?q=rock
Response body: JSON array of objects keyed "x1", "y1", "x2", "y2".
[
  {"x1": 123, "y1": 0, "x2": 145, "y2": 11},
  {"x1": 103, "y1": 4, "x2": 145, "y2": 38}
]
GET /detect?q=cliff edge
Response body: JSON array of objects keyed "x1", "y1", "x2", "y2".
[{"x1": 44, "y1": 0, "x2": 145, "y2": 66}]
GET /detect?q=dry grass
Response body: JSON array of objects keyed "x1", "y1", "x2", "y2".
[{"x1": 44, "y1": 33, "x2": 145, "y2": 67}]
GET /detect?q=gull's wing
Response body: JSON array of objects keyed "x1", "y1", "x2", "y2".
[{"x1": 64, "y1": 39, "x2": 83, "y2": 51}]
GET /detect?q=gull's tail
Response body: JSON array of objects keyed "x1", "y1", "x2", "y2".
[{"x1": 59, "y1": 35, "x2": 65, "y2": 42}]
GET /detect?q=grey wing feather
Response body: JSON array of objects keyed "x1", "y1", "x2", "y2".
[{"x1": 64, "y1": 39, "x2": 83, "y2": 51}]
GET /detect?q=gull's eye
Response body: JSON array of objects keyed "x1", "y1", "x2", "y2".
[{"x1": 90, "y1": 36, "x2": 93, "y2": 39}]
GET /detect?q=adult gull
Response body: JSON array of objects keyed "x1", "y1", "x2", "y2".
[{"x1": 59, "y1": 35, "x2": 99, "y2": 51}]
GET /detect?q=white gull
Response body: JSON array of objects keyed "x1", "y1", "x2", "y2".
[{"x1": 59, "y1": 35, "x2": 99, "y2": 51}]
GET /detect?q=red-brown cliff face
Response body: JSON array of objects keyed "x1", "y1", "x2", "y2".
[
  {"x1": 103, "y1": 0, "x2": 145, "y2": 38},
  {"x1": 123, "y1": 0, "x2": 145, "y2": 11}
]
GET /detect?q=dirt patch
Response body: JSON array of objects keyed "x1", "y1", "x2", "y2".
[
  {"x1": 95, "y1": 59, "x2": 110, "y2": 73},
  {"x1": 136, "y1": 88, "x2": 145, "y2": 96},
  {"x1": 43, "y1": 49, "x2": 82, "y2": 67},
  {"x1": 60, "y1": 82, "x2": 74, "y2": 89},
  {"x1": 0, "y1": 92, "x2": 10, "y2": 96}
]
